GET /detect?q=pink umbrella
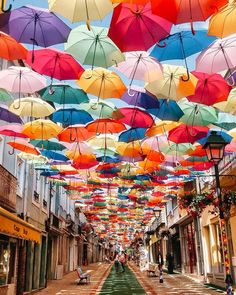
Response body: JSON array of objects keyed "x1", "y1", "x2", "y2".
[
  {"x1": 187, "y1": 71, "x2": 231, "y2": 105},
  {"x1": 26, "y1": 48, "x2": 84, "y2": 85},
  {"x1": 116, "y1": 107, "x2": 154, "y2": 128},
  {"x1": 108, "y1": 2, "x2": 172, "y2": 52},
  {"x1": 196, "y1": 34, "x2": 236, "y2": 74},
  {"x1": 0, "y1": 124, "x2": 28, "y2": 138}
]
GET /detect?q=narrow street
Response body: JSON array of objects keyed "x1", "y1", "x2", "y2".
[{"x1": 35, "y1": 262, "x2": 224, "y2": 295}]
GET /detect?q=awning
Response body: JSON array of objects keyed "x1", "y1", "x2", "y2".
[{"x1": 0, "y1": 207, "x2": 41, "y2": 243}]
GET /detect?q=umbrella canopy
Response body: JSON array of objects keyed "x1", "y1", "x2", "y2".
[
  {"x1": 0, "y1": 89, "x2": 13, "y2": 102},
  {"x1": 27, "y1": 48, "x2": 84, "y2": 81},
  {"x1": 72, "y1": 154, "x2": 98, "y2": 169},
  {"x1": 22, "y1": 119, "x2": 63, "y2": 140},
  {"x1": 65, "y1": 25, "x2": 124, "y2": 69},
  {"x1": 187, "y1": 71, "x2": 231, "y2": 106},
  {"x1": 0, "y1": 5, "x2": 70, "y2": 60},
  {"x1": 145, "y1": 121, "x2": 181, "y2": 137},
  {"x1": 118, "y1": 128, "x2": 147, "y2": 142},
  {"x1": 77, "y1": 68, "x2": 127, "y2": 100},
  {"x1": 208, "y1": 1, "x2": 236, "y2": 38},
  {"x1": 196, "y1": 34, "x2": 236, "y2": 74},
  {"x1": 0, "y1": 104, "x2": 22, "y2": 123},
  {"x1": 145, "y1": 65, "x2": 198, "y2": 100},
  {"x1": 168, "y1": 124, "x2": 209, "y2": 144},
  {"x1": 159, "y1": 142, "x2": 194, "y2": 156},
  {"x1": 79, "y1": 100, "x2": 118, "y2": 119},
  {"x1": 48, "y1": 0, "x2": 115, "y2": 25},
  {"x1": 148, "y1": 99, "x2": 184, "y2": 121},
  {"x1": 52, "y1": 108, "x2": 93, "y2": 125},
  {"x1": 9, "y1": 97, "x2": 55, "y2": 118},
  {"x1": 108, "y1": 2, "x2": 172, "y2": 52},
  {"x1": 41, "y1": 150, "x2": 69, "y2": 162},
  {"x1": 0, "y1": 124, "x2": 28, "y2": 138},
  {"x1": 58, "y1": 126, "x2": 94, "y2": 142},
  {"x1": 214, "y1": 88, "x2": 236, "y2": 115},
  {"x1": 116, "y1": 51, "x2": 163, "y2": 87},
  {"x1": 86, "y1": 118, "x2": 126, "y2": 134},
  {"x1": 7, "y1": 139, "x2": 40, "y2": 155},
  {"x1": 30, "y1": 139, "x2": 66, "y2": 151},
  {"x1": 39, "y1": 84, "x2": 88, "y2": 105},
  {"x1": 151, "y1": 0, "x2": 227, "y2": 33},
  {"x1": 0, "y1": 31, "x2": 28, "y2": 61},
  {"x1": 88, "y1": 135, "x2": 117, "y2": 150},
  {"x1": 178, "y1": 100, "x2": 218, "y2": 126},
  {"x1": 117, "y1": 107, "x2": 154, "y2": 128}
]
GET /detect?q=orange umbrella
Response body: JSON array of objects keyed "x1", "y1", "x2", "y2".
[
  {"x1": 138, "y1": 159, "x2": 160, "y2": 173},
  {"x1": 146, "y1": 150, "x2": 165, "y2": 163},
  {"x1": 7, "y1": 139, "x2": 40, "y2": 155},
  {"x1": 145, "y1": 121, "x2": 181, "y2": 137},
  {"x1": 58, "y1": 126, "x2": 94, "y2": 142},
  {"x1": 0, "y1": 32, "x2": 27, "y2": 61},
  {"x1": 86, "y1": 118, "x2": 126, "y2": 134},
  {"x1": 116, "y1": 141, "x2": 145, "y2": 157},
  {"x1": 188, "y1": 145, "x2": 207, "y2": 157},
  {"x1": 72, "y1": 154, "x2": 98, "y2": 169}
]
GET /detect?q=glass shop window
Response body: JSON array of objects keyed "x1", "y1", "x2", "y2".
[{"x1": 0, "y1": 239, "x2": 9, "y2": 285}]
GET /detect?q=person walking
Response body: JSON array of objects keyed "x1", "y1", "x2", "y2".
[
  {"x1": 119, "y1": 251, "x2": 126, "y2": 272},
  {"x1": 114, "y1": 253, "x2": 120, "y2": 273}
]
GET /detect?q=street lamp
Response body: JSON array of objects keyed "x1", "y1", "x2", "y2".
[{"x1": 203, "y1": 131, "x2": 233, "y2": 294}]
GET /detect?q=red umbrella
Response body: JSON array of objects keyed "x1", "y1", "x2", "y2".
[
  {"x1": 187, "y1": 71, "x2": 231, "y2": 105},
  {"x1": 58, "y1": 126, "x2": 94, "y2": 142},
  {"x1": 108, "y1": 3, "x2": 172, "y2": 52},
  {"x1": 26, "y1": 48, "x2": 84, "y2": 82},
  {"x1": 86, "y1": 119, "x2": 126, "y2": 134},
  {"x1": 151, "y1": 0, "x2": 227, "y2": 34},
  {"x1": 192, "y1": 162, "x2": 214, "y2": 171},
  {"x1": 0, "y1": 124, "x2": 28, "y2": 138},
  {"x1": 168, "y1": 124, "x2": 209, "y2": 144},
  {"x1": 116, "y1": 107, "x2": 154, "y2": 128}
]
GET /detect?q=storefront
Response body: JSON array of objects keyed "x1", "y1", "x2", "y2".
[{"x1": 0, "y1": 207, "x2": 41, "y2": 295}]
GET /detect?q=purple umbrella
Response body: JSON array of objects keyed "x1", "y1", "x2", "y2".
[
  {"x1": 0, "y1": 5, "x2": 71, "y2": 62},
  {"x1": 0, "y1": 105, "x2": 22, "y2": 123}
]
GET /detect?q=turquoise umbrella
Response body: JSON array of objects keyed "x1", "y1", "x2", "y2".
[
  {"x1": 65, "y1": 25, "x2": 124, "y2": 69},
  {"x1": 30, "y1": 139, "x2": 66, "y2": 151}
]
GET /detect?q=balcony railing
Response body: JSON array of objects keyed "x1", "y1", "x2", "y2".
[{"x1": 0, "y1": 164, "x2": 17, "y2": 212}]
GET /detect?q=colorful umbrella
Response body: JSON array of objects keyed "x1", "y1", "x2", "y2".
[
  {"x1": 58, "y1": 126, "x2": 94, "y2": 142},
  {"x1": 52, "y1": 108, "x2": 93, "y2": 125},
  {"x1": 108, "y1": 2, "x2": 172, "y2": 52},
  {"x1": 145, "y1": 121, "x2": 181, "y2": 137},
  {"x1": 72, "y1": 154, "x2": 98, "y2": 169},
  {"x1": 214, "y1": 88, "x2": 236, "y2": 114},
  {"x1": 145, "y1": 65, "x2": 198, "y2": 100},
  {"x1": 79, "y1": 99, "x2": 118, "y2": 119},
  {"x1": 208, "y1": 1, "x2": 236, "y2": 38},
  {"x1": 0, "y1": 5, "x2": 71, "y2": 61},
  {"x1": 116, "y1": 107, "x2": 154, "y2": 128},
  {"x1": 30, "y1": 139, "x2": 66, "y2": 151},
  {"x1": 0, "y1": 31, "x2": 27, "y2": 60},
  {"x1": 65, "y1": 25, "x2": 124, "y2": 69},
  {"x1": 0, "y1": 124, "x2": 28, "y2": 138},
  {"x1": 187, "y1": 71, "x2": 231, "y2": 106},
  {"x1": 148, "y1": 99, "x2": 184, "y2": 121},
  {"x1": 196, "y1": 34, "x2": 236, "y2": 74},
  {"x1": 118, "y1": 128, "x2": 147, "y2": 142},
  {"x1": 48, "y1": 0, "x2": 115, "y2": 27},
  {"x1": 88, "y1": 135, "x2": 117, "y2": 150},
  {"x1": 9, "y1": 97, "x2": 55, "y2": 118},
  {"x1": 0, "y1": 104, "x2": 22, "y2": 123},
  {"x1": 151, "y1": 0, "x2": 227, "y2": 33},
  {"x1": 41, "y1": 150, "x2": 69, "y2": 162},
  {"x1": 168, "y1": 124, "x2": 209, "y2": 144},
  {"x1": 0, "y1": 89, "x2": 13, "y2": 102},
  {"x1": 86, "y1": 118, "x2": 126, "y2": 134},
  {"x1": 77, "y1": 68, "x2": 127, "y2": 101},
  {"x1": 7, "y1": 139, "x2": 40, "y2": 155},
  {"x1": 22, "y1": 119, "x2": 63, "y2": 140}
]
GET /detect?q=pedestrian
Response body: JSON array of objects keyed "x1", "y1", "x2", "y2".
[
  {"x1": 157, "y1": 246, "x2": 164, "y2": 283},
  {"x1": 166, "y1": 253, "x2": 174, "y2": 274},
  {"x1": 119, "y1": 251, "x2": 126, "y2": 272},
  {"x1": 114, "y1": 253, "x2": 120, "y2": 273}
]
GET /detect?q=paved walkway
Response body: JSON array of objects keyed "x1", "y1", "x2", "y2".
[
  {"x1": 129, "y1": 262, "x2": 224, "y2": 295},
  {"x1": 35, "y1": 262, "x2": 112, "y2": 295}
]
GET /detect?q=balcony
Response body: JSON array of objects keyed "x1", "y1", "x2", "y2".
[{"x1": 0, "y1": 164, "x2": 17, "y2": 212}]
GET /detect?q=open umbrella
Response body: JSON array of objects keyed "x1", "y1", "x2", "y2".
[
  {"x1": 65, "y1": 25, "x2": 124, "y2": 69},
  {"x1": 0, "y1": 124, "x2": 28, "y2": 138},
  {"x1": 0, "y1": 89, "x2": 13, "y2": 103},
  {"x1": 22, "y1": 119, "x2": 63, "y2": 140},
  {"x1": 52, "y1": 108, "x2": 93, "y2": 125},
  {"x1": 79, "y1": 99, "x2": 118, "y2": 119},
  {"x1": 0, "y1": 5, "x2": 71, "y2": 62},
  {"x1": 48, "y1": 0, "x2": 115, "y2": 28},
  {"x1": 118, "y1": 128, "x2": 147, "y2": 142},
  {"x1": 208, "y1": 1, "x2": 236, "y2": 38},
  {"x1": 116, "y1": 107, "x2": 154, "y2": 128},
  {"x1": 108, "y1": 2, "x2": 172, "y2": 52},
  {"x1": 7, "y1": 139, "x2": 40, "y2": 155},
  {"x1": 86, "y1": 119, "x2": 126, "y2": 134},
  {"x1": 145, "y1": 121, "x2": 181, "y2": 137},
  {"x1": 151, "y1": 0, "x2": 227, "y2": 34},
  {"x1": 41, "y1": 150, "x2": 69, "y2": 162},
  {"x1": 196, "y1": 34, "x2": 236, "y2": 74},
  {"x1": 9, "y1": 97, "x2": 55, "y2": 118},
  {"x1": 77, "y1": 68, "x2": 127, "y2": 101},
  {"x1": 0, "y1": 104, "x2": 22, "y2": 123},
  {"x1": 88, "y1": 135, "x2": 117, "y2": 150},
  {"x1": 0, "y1": 31, "x2": 27, "y2": 61},
  {"x1": 58, "y1": 125, "x2": 94, "y2": 142},
  {"x1": 30, "y1": 139, "x2": 66, "y2": 151},
  {"x1": 187, "y1": 71, "x2": 231, "y2": 106},
  {"x1": 39, "y1": 84, "x2": 89, "y2": 105},
  {"x1": 214, "y1": 88, "x2": 236, "y2": 115},
  {"x1": 72, "y1": 154, "x2": 98, "y2": 169},
  {"x1": 148, "y1": 99, "x2": 184, "y2": 121}
]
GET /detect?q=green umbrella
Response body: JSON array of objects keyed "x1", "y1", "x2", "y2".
[
  {"x1": 65, "y1": 25, "x2": 124, "y2": 69},
  {"x1": 0, "y1": 88, "x2": 13, "y2": 102},
  {"x1": 178, "y1": 100, "x2": 218, "y2": 126},
  {"x1": 79, "y1": 99, "x2": 117, "y2": 118},
  {"x1": 30, "y1": 139, "x2": 66, "y2": 151},
  {"x1": 38, "y1": 84, "x2": 89, "y2": 105},
  {"x1": 159, "y1": 142, "x2": 194, "y2": 156}
]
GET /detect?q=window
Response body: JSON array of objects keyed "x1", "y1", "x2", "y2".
[
  {"x1": 33, "y1": 171, "x2": 40, "y2": 203},
  {"x1": 16, "y1": 157, "x2": 25, "y2": 197},
  {"x1": 0, "y1": 236, "x2": 16, "y2": 286}
]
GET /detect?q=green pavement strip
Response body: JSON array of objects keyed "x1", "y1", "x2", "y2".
[{"x1": 99, "y1": 265, "x2": 147, "y2": 295}]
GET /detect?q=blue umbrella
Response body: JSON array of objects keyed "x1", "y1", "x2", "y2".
[
  {"x1": 119, "y1": 127, "x2": 147, "y2": 142},
  {"x1": 121, "y1": 87, "x2": 160, "y2": 110},
  {"x1": 40, "y1": 170, "x2": 59, "y2": 177},
  {"x1": 148, "y1": 99, "x2": 184, "y2": 121},
  {"x1": 198, "y1": 130, "x2": 233, "y2": 145},
  {"x1": 52, "y1": 108, "x2": 93, "y2": 125},
  {"x1": 151, "y1": 30, "x2": 216, "y2": 79},
  {"x1": 96, "y1": 156, "x2": 120, "y2": 163},
  {"x1": 41, "y1": 150, "x2": 69, "y2": 161}
]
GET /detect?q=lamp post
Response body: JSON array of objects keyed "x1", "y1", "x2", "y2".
[{"x1": 203, "y1": 131, "x2": 233, "y2": 294}]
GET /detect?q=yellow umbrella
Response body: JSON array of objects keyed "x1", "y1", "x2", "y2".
[
  {"x1": 145, "y1": 121, "x2": 181, "y2": 137},
  {"x1": 48, "y1": 0, "x2": 116, "y2": 28},
  {"x1": 214, "y1": 88, "x2": 236, "y2": 114},
  {"x1": 145, "y1": 65, "x2": 198, "y2": 101},
  {"x1": 208, "y1": 1, "x2": 236, "y2": 38},
  {"x1": 77, "y1": 68, "x2": 127, "y2": 101},
  {"x1": 9, "y1": 97, "x2": 55, "y2": 118},
  {"x1": 18, "y1": 152, "x2": 48, "y2": 164},
  {"x1": 88, "y1": 135, "x2": 117, "y2": 150},
  {"x1": 22, "y1": 119, "x2": 63, "y2": 140}
]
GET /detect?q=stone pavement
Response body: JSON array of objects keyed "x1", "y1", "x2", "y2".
[
  {"x1": 35, "y1": 262, "x2": 112, "y2": 295},
  {"x1": 129, "y1": 262, "x2": 224, "y2": 295}
]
